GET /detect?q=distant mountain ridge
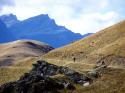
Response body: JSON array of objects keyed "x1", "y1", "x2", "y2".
[
  {"x1": 0, "y1": 14, "x2": 19, "y2": 27},
  {"x1": 0, "y1": 14, "x2": 92, "y2": 47},
  {"x1": 8, "y1": 14, "x2": 84, "y2": 47},
  {"x1": 0, "y1": 19, "x2": 15, "y2": 43}
]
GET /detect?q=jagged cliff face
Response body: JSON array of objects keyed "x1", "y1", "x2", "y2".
[
  {"x1": 0, "y1": 14, "x2": 92, "y2": 48},
  {"x1": 0, "y1": 20, "x2": 15, "y2": 43},
  {"x1": 8, "y1": 14, "x2": 83, "y2": 48},
  {"x1": 0, "y1": 14, "x2": 19, "y2": 27}
]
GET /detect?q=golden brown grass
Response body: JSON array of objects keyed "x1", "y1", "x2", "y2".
[
  {"x1": 12, "y1": 57, "x2": 38, "y2": 67},
  {"x1": 43, "y1": 20, "x2": 125, "y2": 67},
  {"x1": 60, "y1": 68, "x2": 125, "y2": 93},
  {"x1": 50, "y1": 67, "x2": 125, "y2": 93},
  {"x1": 0, "y1": 67, "x2": 30, "y2": 85},
  {"x1": 0, "y1": 57, "x2": 38, "y2": 85}
]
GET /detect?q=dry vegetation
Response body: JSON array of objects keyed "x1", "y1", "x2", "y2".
[
  {"x1": 64, "y1": 68, "x2": 125, "y2": 93},
  {"x1": 0, "y1": 57, "x2": 38, "y2": 85},
  {"x1": 43, "y1": 20, "x2": 125, "y2": 67},
  {"x1": 0, "y1": 67, "x2": 30, "y2": 85},
  {"x1": 42, "y1": 20, "x2": 125, "y2": 93}
]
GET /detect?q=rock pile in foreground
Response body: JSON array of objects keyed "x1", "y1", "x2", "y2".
[
  {"x1": 0, "y1": 60, "x2": 92, "y2": 93},
  {"x1": 31, "y1": 60, "x2": 91, "y2": 84}
]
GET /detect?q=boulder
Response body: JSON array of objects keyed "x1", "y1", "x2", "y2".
[
  {"x1": 0, "y1": 60, "x2": 93, "y2": 93},
  {"x1": 31, "y1": 60, "x2": 91, "y2": 85},
  {"x1": 0, "y1": 74, "x2": 64, "y2": 93},
  {"x1": 83, "y1": 82, "x2": 90, "y2": 86},
  {"x1": 87, "y1": 69, "x2": 99, "y2": 78}
]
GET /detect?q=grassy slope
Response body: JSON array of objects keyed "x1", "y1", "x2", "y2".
[
  {"x1": 0, "y1": 57, "x2": 38, "y2": 85},
  {"x1": 42, "y1": 20, "x2": 125, "y2": 93},
  {"x1": 43, "y1": 20, "x2": 125, "y2": 67},
  {"x1": 70, "y1": 68, "x2": 125, "y2": 93},
  {"x1": 0, "y1": 67, "x2": 30, "y2": 85}
]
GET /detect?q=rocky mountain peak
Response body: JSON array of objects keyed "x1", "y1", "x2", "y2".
[{"x1": 0, "y1": 14, "x2": 19, "y2": 27}]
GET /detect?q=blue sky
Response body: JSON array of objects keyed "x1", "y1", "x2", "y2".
[{"x1": 0, "y1": 0, "x2": 125, "y2": 34}]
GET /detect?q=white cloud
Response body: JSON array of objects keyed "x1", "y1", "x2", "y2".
[
  {"x1": 0, "y1": 0, "x2": 125, "y2": 34},
  {"x1": 50, "y1": 11, "x2": 122, "y2": 34}
]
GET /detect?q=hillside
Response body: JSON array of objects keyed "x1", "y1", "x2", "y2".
[
  {"x1": 7, "y1": 14, "x2": 83, "y2": 48},
  {"x1": 43, "y1": 20, "x2": 125, "y2": 67},
  {"x1": 0, "y1": 40, "x2": 53, "y2": 66}
]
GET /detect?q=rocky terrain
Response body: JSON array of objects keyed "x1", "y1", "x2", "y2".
[{"x1": 0, "y1": 60, "x2": 106, "y2": 93}]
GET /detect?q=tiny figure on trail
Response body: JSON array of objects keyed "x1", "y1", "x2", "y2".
[
  {"x1": 73, "y1": 57, "x2": 76, "y2": 62},
  {"x1": 101, "y1": 61, "x2": 105, "y2": 65},
  {"x1": 85, "y1": 55, "x2": 87, "y2": 58}
]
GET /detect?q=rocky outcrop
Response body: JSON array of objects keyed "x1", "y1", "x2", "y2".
[
  {"x1": 0, "y1": 75, "x2": 64, "y2": 93},
  {"x1": 0, "y1": 59, "x2": 108, "y2": 93},
  {"x1": 31, "y1": 60, "x2": 91, "y2": 84},
  {"x1": 0, "y1": 60, "x2": 92, "y2": 93}
]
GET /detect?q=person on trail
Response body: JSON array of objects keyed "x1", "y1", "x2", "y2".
[
  {"x1": 73, "y1": 57, "x2": 76, "y2": 62},
  {"x1": 101, "y1": 61, "x2": 105, "y2": 65}
]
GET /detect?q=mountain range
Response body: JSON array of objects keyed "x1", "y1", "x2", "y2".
[
  {"x1": 0, "y1": 14, "x2": 92, "y2": 48},
  {"x1": 0, "y1": 14, "x2": 19, "y2": 27},
  {"x1": 0, "y1": 20, "x2": 15, "y2": 43}
]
